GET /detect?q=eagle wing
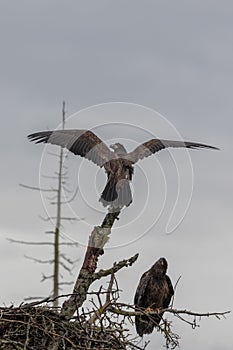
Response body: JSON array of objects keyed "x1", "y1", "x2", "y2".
[
  {"x1": 28, "y1": 129, "x2": 113, "y2": 167},
  {"x1": 127, "y1": 139, "x2": 219, "y2": 164},
  {"x1": 134, "y1": 270, "x2": 155, "y2": 337},
  {"x1": 134, "y1": 270, "x2": 151, "y2": 307},
  {"x1": 163, "y1": 275, "x2": 174, "y2": 308}
]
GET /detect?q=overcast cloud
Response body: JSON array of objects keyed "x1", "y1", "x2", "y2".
[{"x1": 0, "y1": 1, "x2": 233, "y2": 349}]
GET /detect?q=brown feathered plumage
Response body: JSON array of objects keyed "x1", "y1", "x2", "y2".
[
  {"x1": 28, "y1": 129, "x2": 219, "y2": 209},
  {"x1": 134, "y1": 257, "x2": 174, "y2": 337}
]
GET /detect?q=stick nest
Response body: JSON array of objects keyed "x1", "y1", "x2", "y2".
[{"x1": 0, "y1": 305, "x2": 127, "y2": 350}]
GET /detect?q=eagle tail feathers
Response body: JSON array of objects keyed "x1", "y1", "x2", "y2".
[
  {"x1": 100, "y1": 181, "x2": 118, "y2": 205},
  {"x1": 136, "y1": 314, "x2": 162, "y2": 337},
  {"x1": 100, "y1": 179, "x2": 132, "y2": 208},
  {"x1": 135, "y1": 316, "x2": 159, "y2": 337}
]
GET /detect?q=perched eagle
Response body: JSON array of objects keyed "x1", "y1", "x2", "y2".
[
  {"x1": 28, "y1": 129, "x2": 218, "y2": 209},
  {"x1": 134, "y1": 257, "x2": 174, "y2": 337}
]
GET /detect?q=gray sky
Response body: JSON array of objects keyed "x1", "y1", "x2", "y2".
[{"x1": 0, "y1": 1, "x2": 233, "y2": 349}]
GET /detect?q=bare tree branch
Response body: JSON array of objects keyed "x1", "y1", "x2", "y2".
[
  {"x1": 7, "y1": 238, "x2": 55, "y2": 246},
  {"x1": 24, "y1": 255, "x2": 54, "y2": 264},
  {"x1": 92, "y1": 253, "x2": 139, "y2": 281},
  {"x1": 19, "y1": 183, "x2": 57, "y2": 192},
  {"x1": 38, "y1": 215, "x2": 83, "y2": 222},
  {"x1": 88, "y1": 273, "x2": 116, "y2": 324},
  {"x1": 7, "y1": 238, "x2": 75, "y2": 246},
  {"x1": 109, "y1": 302, "x2": 231, "y2": 319}
]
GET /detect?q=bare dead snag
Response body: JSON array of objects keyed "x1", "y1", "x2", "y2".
[
  {"x1": 53, "y1": 101, "x2": 66, "y2": 308},
  {"x1": 60, "y1": 209, "x2": 121, "y2": 319},
  {"x1": 13, "y1": 102, "x2": 80, "y2": 305}
]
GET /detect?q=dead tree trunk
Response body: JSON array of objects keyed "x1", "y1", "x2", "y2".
[{"x1": 61, "y1": 209, "x2": 121, "y2": 318}]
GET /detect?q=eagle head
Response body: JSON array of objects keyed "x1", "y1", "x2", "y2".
[
  {"x1": 110, "y1": 143, "x2": 127, "y2": 155},
  {"x1": 152, "y1": 257, "x2": 168, "y2": 275}
]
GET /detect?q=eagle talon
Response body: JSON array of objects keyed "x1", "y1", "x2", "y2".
[
  {"x1": 145, "y1": 307, "x2": 154, "y2": 314},
  {"x1": 155, "y1": 307, "x2": 161, "y2": 314}
]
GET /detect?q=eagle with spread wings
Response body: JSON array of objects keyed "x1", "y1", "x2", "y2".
[
  {"x1": 134, "y1": 257, "x2": 174, "y2": 337},
  {"x1": 28, "y1": 129, "x2": 218, "y2": 209}
]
